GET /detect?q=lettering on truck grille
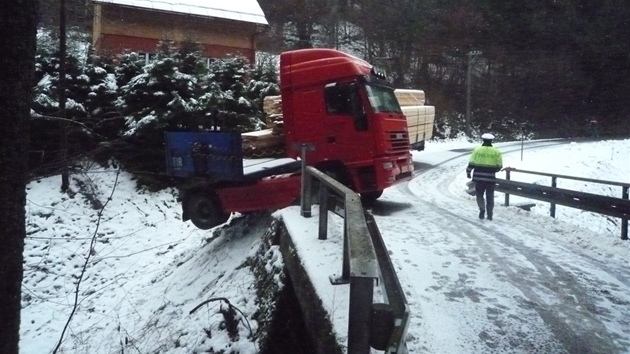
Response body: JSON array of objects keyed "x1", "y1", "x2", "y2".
[{"x1": 387, "y1": 130, "x2": 410, "y2": 153}]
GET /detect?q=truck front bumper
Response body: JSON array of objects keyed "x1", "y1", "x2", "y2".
[
  {"x1": 350, "y1": 154, "x2": 413, "y2": 193},
  {"x1": 376, "y1": 154, "x2": 414, "y2": 188}
]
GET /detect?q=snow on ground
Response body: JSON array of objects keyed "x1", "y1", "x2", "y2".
[
  {"x1": 20, "y1": 138, "x2": 630, "y2": 354},
  {"x1": 21, "y1": 170, "x2": 273, "y2": 353}
]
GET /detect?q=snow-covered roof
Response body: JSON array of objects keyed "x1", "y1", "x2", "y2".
[{"x1": 93, "y1": 0, "x2": 268, "y2": 26}]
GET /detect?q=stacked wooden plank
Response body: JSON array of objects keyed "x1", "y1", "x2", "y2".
[
  {"x1": 242, "y1": 95, "x2": 285, "y2": 158},
  {"x1": 401, "y1": 105, "x2": 435, "y2": 144},
  {"x1": 394, "y1": 89, "x2": 435, "y2": 145},
  {"x1": 262, "y1": 95, "x2": 284, "y2": 135},
  {"x1": 394, "y1": 89, "x2": 426, "y2": 106}
]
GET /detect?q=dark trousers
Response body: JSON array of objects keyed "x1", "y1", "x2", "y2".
[{"x1": 475, "y1": 180, "x2": 495, "y2": 213}]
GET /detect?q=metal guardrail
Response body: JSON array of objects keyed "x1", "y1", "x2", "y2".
[
  {"x1": 365, "y1": 214, "x2": 411, "y2": 354},
  {"x1": 300, "y1": 166, "x2": 409, "y2": 354},
  {"x1": 497, "y1": 167, "x2": 630, "y2": 240}
]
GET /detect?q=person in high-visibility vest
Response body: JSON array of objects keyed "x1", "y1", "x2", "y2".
[{"x1": 466, "y1": 133, "x2": 503, "y2": 220}]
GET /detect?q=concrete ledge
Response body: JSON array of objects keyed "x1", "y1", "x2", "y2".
[{"x1": 278, "y1": 222, "x2": 344, "y2": 354}]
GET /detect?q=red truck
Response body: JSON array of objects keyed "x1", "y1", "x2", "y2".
[{"x1": 166, "y1": 48, "x2": 414, "y2": 229}]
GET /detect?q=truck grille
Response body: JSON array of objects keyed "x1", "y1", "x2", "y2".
[{"x1": 386, "y1": 130, "x2": 410, "y2": 153}]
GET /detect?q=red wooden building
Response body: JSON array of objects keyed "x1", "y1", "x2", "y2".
[{"x1": 91, "y1": 0, "x2": 268, "y2": 64}]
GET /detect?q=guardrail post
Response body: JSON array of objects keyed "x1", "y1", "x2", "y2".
[
  {"x1": 297, "y1": 143, "x2": 315, "y2": 217},
  {"x1": 318, "y1": 185, "x2": 329, "y2": 240},
  {"x1": 330, "y1": 216, "x2": 351, "y2": 285},
  {"x1": 301, "y1": 169, "x2": 312, "y2": 218},
  {"x1": 550, "y1": 176, "x2": 557, "y2": 218},
  {"x1": 504, "y1": 169, "x2": 511, "y2": 207},
  {"x1": 622, "y1": 186, "x2": 629, "y2": 240},
  {"x1": 347, "y1": 276, "x2": 374, "y2": 354}
]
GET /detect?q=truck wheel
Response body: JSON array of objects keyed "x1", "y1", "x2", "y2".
[
  {"x1": 185, "y1": 193, "x2": 229, "y2": 230},
  {"x1": 360, "y1": 190, "x2": 383, "y2": 206}
]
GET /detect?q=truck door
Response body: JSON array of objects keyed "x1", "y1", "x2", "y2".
[{"x1": 323, "y1": 82, "x2": 374, "y2": 162}]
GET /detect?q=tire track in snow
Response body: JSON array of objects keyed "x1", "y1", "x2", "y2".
[{"x1": 369, "y1": 140, "x2": 630, "y2": 353}]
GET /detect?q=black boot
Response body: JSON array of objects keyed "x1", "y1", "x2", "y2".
[
  {"x1": 487, "y1": 211, "x2": 493, "y2": 220},
  {"x1": 478, "y1": 210, "x2": 485, "y2": 219}
]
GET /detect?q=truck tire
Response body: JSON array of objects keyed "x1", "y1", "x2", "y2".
[
  {"x1": 360, "y1": 190, "x2": 383, "y2": 206},
  {"x1": 185, "y1": 193, "x2": 229, "y2": 230}
]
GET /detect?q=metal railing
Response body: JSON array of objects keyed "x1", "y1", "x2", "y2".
[
  {"x1": 497, "y1": 167, "x2": 630, "y2": 240},
  {"x1": 300, "y1": 166, "x2": 410, "y2": 354}
]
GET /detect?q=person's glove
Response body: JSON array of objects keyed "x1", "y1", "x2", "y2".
[{"x1": 466, "y1": 172, "x2": 471, "y2": 179}]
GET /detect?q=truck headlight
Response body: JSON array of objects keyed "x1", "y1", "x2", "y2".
[{"x1": 383, "y1": 161, "x2": 394, "y2": 169}]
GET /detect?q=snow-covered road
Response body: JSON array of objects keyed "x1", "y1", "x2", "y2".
[{"x1": 370, "y1": 141, "x2": 630, "y2": 353}]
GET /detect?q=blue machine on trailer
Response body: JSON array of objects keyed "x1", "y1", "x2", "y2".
[
  {"x1": 165, "y1": 131, "x2": 244, "y2": 182},
  {"x1": 165, "y1": 131, "x2": 303, "y2": 182}
]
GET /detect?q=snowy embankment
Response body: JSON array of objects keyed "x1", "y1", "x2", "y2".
[{"x1": 21, "y1": 169, "x2": 281, "y2": 354}]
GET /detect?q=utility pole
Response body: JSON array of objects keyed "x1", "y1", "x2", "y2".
[{"x1": 466, "y1": 50, "x2": 482, "y2": 137}]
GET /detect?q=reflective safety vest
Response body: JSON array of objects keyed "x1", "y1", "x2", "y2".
[{"x1": 467, "y1": 145, "x2": 503, "y2": 181}]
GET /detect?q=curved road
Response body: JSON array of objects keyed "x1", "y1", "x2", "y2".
[{"x1": 370, "y1": 141, "x2": 630, "y2": 354}]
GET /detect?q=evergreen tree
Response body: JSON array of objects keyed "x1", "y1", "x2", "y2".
[
  {"x1": 114, "y1": 52, "x2": 145, "y2": 89},
  {"x1": 115, "y1": 46, "x2": 207, "y2": 184},
  {"x1": 201, "y1": 56, "x2": 262, "y2": 132},
  {"x1": 120, "y1": 56, "x2": 205, "y2": 137},
  {"x1": 247, "y1": 54, "x2": 281, "y2": 129},
  {"x1": 83, "y1": 61, "x2": 122, "y2": 141},
  {"x1": 175, "y1": 37, "x2": 208, "y2": 76},
  {"x1": 30, "y1": 51, "x2": 92, "y2": 176}
]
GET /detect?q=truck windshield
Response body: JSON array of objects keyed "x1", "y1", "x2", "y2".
[{"x1": 365, "y1": 84, "x2": 402, "y2": 114}]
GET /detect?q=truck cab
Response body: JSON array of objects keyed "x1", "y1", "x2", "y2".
[{"x1": 280, "y1": 49, "x2": 413, "y2": 198}]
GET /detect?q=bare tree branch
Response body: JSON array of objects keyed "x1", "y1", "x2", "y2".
[{"x1": 52, "y1": 168, "x2": 121, "y2": 354}]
